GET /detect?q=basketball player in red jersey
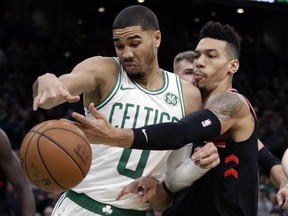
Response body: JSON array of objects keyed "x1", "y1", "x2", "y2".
[{"x1": 71, "y1": 21, "x2": 288, "y2": 215}]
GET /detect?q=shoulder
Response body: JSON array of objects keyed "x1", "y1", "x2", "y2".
[
  {"x1": 205, "y1": 91, "x2": 249, "y2": 120},
  {"x1": 73, "y1": 56, "x2": 119, "y2": 73},
  {"x1": 181, "y1": 80, "x2": 201, "y2": 98},
  {"x1": 70, "y1": 56, "x2": 119, "y2": 88},
  {"x1": 181, "y1": 80, "x2": 202, "y2": 115}
]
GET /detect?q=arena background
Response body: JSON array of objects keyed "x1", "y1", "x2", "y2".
[{"x1": 1, "y1": 0, "x2": 288, "y2": 215}]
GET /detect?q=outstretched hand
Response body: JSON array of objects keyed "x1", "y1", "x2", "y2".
[
  {"x1": 71, "y1": 103, "x2": 116, "y2": 145},
  {"x1": 33, "y1": 73, "x2": 80, "y2": 111}
]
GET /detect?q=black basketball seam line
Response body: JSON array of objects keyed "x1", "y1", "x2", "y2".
[
  {"x1": 35, "y1": 119, "x2": 91, "y2": 148},
  {"x1": 35, "y1": 122, "x2": 68, "y2": 190},
  {"x1": 35, "y1": 132, "x2": 67, "y2": 191},
  {"x1": 31, "y1": 128, "x2": 87, "y2": 177},
  {"x1": 22, "y1": 121, "x2": 50, "y2": 184},
  {"x1": 32, "y1": 126, "x2": 90, "y2": 147},
  {"x1": 22, "y1": 132, "x2": 37, "y2": 182},
  {"x1": 33, "y1": 120, "x2": 91, "y2": 149},
  {"x1": 22, "y1": 131, "x2": 66, "y2": 191}
]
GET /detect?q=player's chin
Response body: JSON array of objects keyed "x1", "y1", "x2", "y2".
[{"x1": 126, "y1": 70, "x2": 144, "y2": 80}]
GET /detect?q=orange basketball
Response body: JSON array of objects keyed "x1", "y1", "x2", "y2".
[{"x1": 20, "y1": 119, "x2": 92, "y2": 192}]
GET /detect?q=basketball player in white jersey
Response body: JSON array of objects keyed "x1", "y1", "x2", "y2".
[{"x1": 32, "y1": 5, "x2": 219, "y2": 216}]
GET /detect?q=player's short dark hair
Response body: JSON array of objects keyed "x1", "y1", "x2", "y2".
[
  {"x1": 112, "y1": 5, "x2": 160, "y2": 31},
  {"x1": 199, "y1": 21, "x2": 241, "y2": 59}
]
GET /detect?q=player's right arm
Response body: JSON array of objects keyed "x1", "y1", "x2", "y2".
[
  {"x1": 71, "y1": 91, "x2": 248, "y2": 150},
  {"x1": 33, "y1": 56, "x2": 118, "y2": 111}
]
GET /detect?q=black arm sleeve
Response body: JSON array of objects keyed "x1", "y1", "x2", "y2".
[
  {"x1": 259, "y1": 146, "x2": 281, "y2": 175},
  {"x1": 131, "y1": 109, "x2": 221, "y2": 150}
]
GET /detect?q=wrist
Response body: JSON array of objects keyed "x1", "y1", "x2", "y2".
[{"x1": 113, "y1": 128, "x2": 134, "y2": 148}]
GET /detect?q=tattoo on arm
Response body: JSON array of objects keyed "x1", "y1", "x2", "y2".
[{"x1": 205, "y1": 92, "x2": 242, "y2": 121}]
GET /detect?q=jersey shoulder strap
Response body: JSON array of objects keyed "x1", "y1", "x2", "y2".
[{"x1": 227, "y1": 88, "x2": 257, "y2": 120}]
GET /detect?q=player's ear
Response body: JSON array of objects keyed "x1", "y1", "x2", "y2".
[
  {"x1": 228, "y1": 59, "x2": 239, "y2": 74},
  {"x1": 153, "y1": 30, "x2": 161, "y2": 48}
]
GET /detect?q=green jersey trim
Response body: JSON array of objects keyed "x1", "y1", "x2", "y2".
[
  {"x1": 96, "y1": 57, "x2": 122, "y2": 110},
  {"x1": 132, "y1": 70, "x2": 169, "y2": 95},
  {"x1": 175, "y1": 75, "x2": 185, "y2": 118}
]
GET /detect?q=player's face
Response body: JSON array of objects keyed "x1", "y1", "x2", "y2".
[
  {"x1": 193, "y1": 38, "x2": 232, "y2": 95},
  {"x1": 113, "y1": 26, "x2": 160, "y2": 79},
  {"x1": 174, "y1": 59, "x2": 195, "y2": 86}
]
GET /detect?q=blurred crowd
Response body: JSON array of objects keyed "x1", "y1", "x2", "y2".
[{"x1": 1, "y1": 2, "x2": 288, "y2": 216}]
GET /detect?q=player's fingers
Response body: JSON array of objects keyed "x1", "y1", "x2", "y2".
[
  {"x1": 191, "y1": 149, "x2": 209, "y2": 162},
  {"x1": 116, "y1": 188, "x2": 127, "y2": 200},
  {"x1": 116, "y1": 182, "x2": 139, "y2": 201},
  {"x1": 276, "y1": 189, "x2": 288, "y2": 208},
  {"x1": 33, "y1": 96, "x2": 41, "y2": 111},
  {"x1": 116, "y1": 182, "x2": 138, "y2": 200},
  {"x1": 71, "y1": 112, "x2": 87, "y2": 123},
  {"x1": 124, "y1": 181, "x2": 139, "y2": 193},
  {"x1": 33, "y1": 90, "x2": 53, "y2": 110},
  {"x1": 65, "y1": 95, "x2": 81, "y2": 103},
  {"x1": 36, "y1": 89, "x2": 59, "y2": 107},
  {"x1": 198, "y1": 157, "x2": 220, "y2": 169},
  {"x1": 194, "y1": 146, "x2": 201, "y2": 153},
  {"x1": 88, "y1": 103, "x2": 108, "y2": 121},
  {"x1": 194, "y1": 149, "x2": 220, "y2": 169},
  {"x1": 277, "y1": 194, "x2": 287, "y2": 208},
  {"x1": 141, "y1": 194, "x2": 151, "y2": 203},
  {"x1": 137, "y1": 186, "x2": 145, "y2": 196},
  {"x1": 278, "y1": 198, "x2": 287, "y2": 208},
  {"x1": 192, "y1": 142, "x2": 217, "y2": 162},
  {"x1": 60, "y1": 118, "x2": 83, "y2": 127},
  {"x1": 282, "y1": 199, "x2": 288, "y2": 208}
]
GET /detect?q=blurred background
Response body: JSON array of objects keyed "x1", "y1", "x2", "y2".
[{"x1": 1, "y1": 0, "x2": 288, "y2": 215}]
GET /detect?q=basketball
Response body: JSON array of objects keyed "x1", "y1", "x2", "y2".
[{"x1": 20, "y1": 119, "x2": 92, "y2": 192}]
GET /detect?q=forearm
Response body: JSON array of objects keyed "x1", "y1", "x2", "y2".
[
  {"x1": 131, "y1": 109, "x2": 221, "y2": 150},
  {"x1": 9, "y1": 157, "x2": 36, "y2": 215},
  {"x1": 163, "y1": 144, "x2": 208, "y2": 192},
  {"x1": 270, "y1": 164, "x2": 288, "y2": 188},
  {"x1": 110, "y1": 127, "x2": 134, "y2": 148},
  {"x1": 259, "y1": 147, "x2": 281, "y2": 176},
  {"x1": 258, "y1": 146, "x2": 288, "y2": 189},
  {"x1": 17, "y1": 185, "x2": 36, "y2": 216},
  {"x1": 165, "y1": 158, "x2": 209, "y2": 193}
]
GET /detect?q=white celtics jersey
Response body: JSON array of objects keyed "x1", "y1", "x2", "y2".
[{"x1": 73, "y1": 57, "x2": 185, "y2": 210}]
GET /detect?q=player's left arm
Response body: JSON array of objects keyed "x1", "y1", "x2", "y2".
[
  {"x1": 258, "y1": 139, "x2": 288, "y2": 208},
  {"x1": 164, "y1": 142, "x2": 219, "y2": 193}
]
